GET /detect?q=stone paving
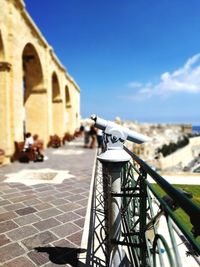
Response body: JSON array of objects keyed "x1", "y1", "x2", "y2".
[{"x1": 0, "y1": 138, "x2": 96, "y2": 267}]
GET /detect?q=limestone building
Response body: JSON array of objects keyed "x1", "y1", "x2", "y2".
[{"x1": 0, "y1": 0, "x2": 80, "y2": 162}]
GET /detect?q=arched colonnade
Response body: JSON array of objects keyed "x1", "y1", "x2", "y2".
[{"x1": 0, "y1": 0, "x2": 80, "y2": 161}]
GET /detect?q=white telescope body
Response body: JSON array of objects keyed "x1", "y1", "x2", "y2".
[{"x1": 91, "y1": 114, "x2": 150, "y2": 144}]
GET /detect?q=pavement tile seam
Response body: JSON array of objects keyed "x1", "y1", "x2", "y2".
[
  {"x1": 1, "y1": 254, "x2": 37, "y2": 267},
  {"x1": 37, "y1": 188, "x2": 59, "y2": 194},
  {"x1": 18, "y1": 242, "x2": 34, "y2": 255},
  {"x1": 0, "y1": 219, "x2": 19, "y2": 234},
  {"x1": 3, "y1": 203, "x2": 27, "y2": 212},
  {"x1": 20, "y1": 230, "x2": 60, "y2": 251},
  {"x1": 15, "y1": 207, "x2": 37, "y2": 216},
  {"x1": 0, "y1": 234, "x2": 11, "y2": 247},
  {"x1": 76, "y1": 198, "x2": 89, "y2": 206},
  {"x1": 0, "y1": 207, "x2": 7, "y2": 214},
  {"x1": 37, "y1": 190, "x2": 58, "y2": 195},
  {"x1": 0, "y1": 228, "x2": 52, "y2": 252},
  {"x1": 27, "y1": 223, "x2": 45, "y2": 233},
  {"x1": 37, "y1": 197, "x2": 57, "y2": 203},
  {"x1": 1, "y1": 188, "x2": 20, "y2": 194},
  {"x1": 0, "y1": 211, "x2": 19, "y2": 222},
  {"x1": 34, "y1": 187, "x2": 56, "y2": 193},
  {"x1": 49, "y1": 198, "x2": 70, "y2": 206},
  {"x1": 34, "y1": 204, "x2": 54, "y2": 212},
  {"x1": 68, "y1": 221, "x2": 83, "y2": 232},
  {"x1": 5, "y1": 225, "x2": 40, "y2": 242},
  {"x1": 13, "y1": 213, "x2": 41, "y2": 226},
  {"x1": 10, "y1": 196, "x2": 37, "y2": 204},
  {"x1": 0, "y1": 200, "x2": 12, "y2": 206},
  {"x1": 65, "y1": 193, "x2": 87, "y2": 200},
  {"x1": 1, "y1": 192, "x2": 27, "y2": 200},
  {"x1": 66, "y1": 229, "x2": 83, "y2": 245},
  {"x1": 22, "y1": 199, "x2": 43, "y2": 207},
  {"x1": 33, "y1": 218, "x2": 61, "y2": 231},
  {"x1": 18, "y1": 240, "x2": 42, "y2": 254},
  {"x1": 52, "y1": 238, "x2": 78, "y2": 247},
  {"x1": 49, "y1": 222, "x2": 82, "y2": 239},
  {"x1": 72, "y1": 218, "x2": 85, "y2": 228},
  {"x1": 56, "y1": 213, "x2": 82, "y2": 224},
  {"x1": 36, "y1": 208, "x2": 63, "y2": 220},
  {"x1": 44, "y1": 230, "x2": 61, "y2": 240},
  {"x1": 50, "y1": 221, "x2": 82, "y2": 232},
  {"x1": 53, "y1": 190, "x2": 70, "y2": 196},
  {"x1": 0, "y1": 242, "x2": 27, "y2": 264},
  {"x1": 27, "y1": 250, "x2": 50, "y2": 266}
]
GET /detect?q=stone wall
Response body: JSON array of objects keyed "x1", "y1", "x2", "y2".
[
  {"x1": 0, "y1": 0, "x2": 80, "y2": 161},
  {"x1": 157, "y1": 136, "x2": 200, "y2": 170}
]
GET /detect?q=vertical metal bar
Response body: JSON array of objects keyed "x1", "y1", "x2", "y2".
[
  {"x1": 108, "y1": 163, "x2": 124, "y2": 267},
  {"x1": 146, "y1": 188, "x2": 164, "y2": 266},
  {"x1": 167, "y1": 216, "x2": 182, "y2": 267},
  {"x1": 102, "y1": 164, "x2": 111, "y2": 263},
  {"x1": 139, "y1": 167, "x2": 148, "y2": 267}
]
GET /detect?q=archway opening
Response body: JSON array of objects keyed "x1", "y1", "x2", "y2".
[
  {"x1": 0, "y1": 33, "x2": 4, "y2": 60},
  {"x1": 0, "y1": 32, "x2": 5, "y2": 151},
  {"x1": 64, "y1": 85, "x2": 72, "y2": 132},
  {"x1": 22, "y1": 43, "x2": 46, "y2": 139},
  {"x1": 52, "y1": 72, "x2": 60, "y2": 102},
  {"x1": 52, "y1": 72, "x2": 63, "y2": 136}
]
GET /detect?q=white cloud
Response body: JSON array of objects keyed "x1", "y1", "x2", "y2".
[
  {"x1": 127, "y1": 81, "x2": 143, "y2": 88},
  {"x1": 128, "y1": 53, "x2": 200, "y2": 99}
]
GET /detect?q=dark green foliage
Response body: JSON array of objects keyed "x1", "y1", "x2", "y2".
[{"x1": 157, "y1": 136, "x2": 189, "y2": 157}]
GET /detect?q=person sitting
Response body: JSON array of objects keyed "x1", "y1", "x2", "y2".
[
  {"x1": 19, "y1": 132, "x2": 35, "y2": 162},
  {"x1": 33, "y1": 134, "x2": 44, "y2": 151},
  {"x1": 32, "y1": 134, "x2": 45, "y2": 162},
  {"x1": 23, "y1": 133, "x2": 44, "y2": 162},
  {"x1": 23, "y1": 132, "x2": 34, "y2": 152}
]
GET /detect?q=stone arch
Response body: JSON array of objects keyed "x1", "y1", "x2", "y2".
[
  {"x1": 52, "y1": 72, "x2": 63, "y2": 136},
  {"x1": 64, "y1": 85, "x2": 72, "y2": 132},
  {"x1": 65, "y1": 85, "x2": 70, "y2": 106},
  {"x1": 0, "y1": 32, "x2": 4, "y2": 60},
  {"x1": 52, "y1": 72, "x2": 61, "y2": 102},
  {"x1": 0, "y1": 31, "x2": 6, "y2": 151},
  {"x1": 22, "y1": 43, "x2": 47, "y2": 140}
]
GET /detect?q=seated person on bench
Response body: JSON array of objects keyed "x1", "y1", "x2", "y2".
[
  {"x1": 23, "y1": 133, "x2": 44, "y2": 162},
  {"x1": 23, "y1": 132, "x2": 34, "y2": 152}
]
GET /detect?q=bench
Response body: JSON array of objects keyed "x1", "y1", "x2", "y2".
[
  {"x1": 12, "y1": 141, "x2": 36, "y2": 162},
  {"x1": 62, "y1": 133, "x2": 74, "y2": 145},
  {"x1": 47, "y1": 135, "x2": 61, "y2": 148}
]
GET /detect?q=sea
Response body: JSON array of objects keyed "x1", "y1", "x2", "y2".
[{"x1": 192, "y1": 126, "x2": 200, "y2": 133}]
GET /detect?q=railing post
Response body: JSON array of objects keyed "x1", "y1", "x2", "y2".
[
  {"x1": 102, "y1": 162, "x2": 128, "y2": 267},
  {"x1": 95, "y1": 127, "x2": 131, "y2": 266},
  {"x1": 91, "y1": 114, "x2": 150, "y2": 266},
  {"x1": 139, "y1": 167, "x2": 148, "y2": 266}
]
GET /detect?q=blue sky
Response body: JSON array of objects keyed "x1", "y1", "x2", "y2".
[{"x1": 24, "y1": 0, "x2": 200, "y2": 124}]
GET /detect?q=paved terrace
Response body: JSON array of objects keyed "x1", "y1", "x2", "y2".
[{"x1": 0, "y1": 138, "x2": 96, "y2": 267}]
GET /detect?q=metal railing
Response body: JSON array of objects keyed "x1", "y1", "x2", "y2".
[
  {"x1": 87, "y1": 115, "x2": 200, "y2": 267},
  {"x1": 119, "y1": 147, "x2": 200, "y2": 267}
]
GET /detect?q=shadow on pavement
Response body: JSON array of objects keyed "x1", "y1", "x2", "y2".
[{"x1": 35, "y1": 246, "x2": 86, "y2": 266}]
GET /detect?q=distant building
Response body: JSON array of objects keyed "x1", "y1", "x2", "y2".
[
  {"x1": 130, "y1": 122, "x2": 193, "y2": 170},
  {"x1": 0, "y1": 0, "x2": 80, "y2": 162}
]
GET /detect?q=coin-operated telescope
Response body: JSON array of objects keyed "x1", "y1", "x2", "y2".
[{"x1": 91, "y1": 114, "x2": 151, "y2": 163}]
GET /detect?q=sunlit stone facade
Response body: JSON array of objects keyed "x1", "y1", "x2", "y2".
[{"x1": 0, "y1": 0, "x2": 80, "y2": 162}]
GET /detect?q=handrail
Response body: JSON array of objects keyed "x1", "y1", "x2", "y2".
[
  {"x1": 88, "y1": 146, "x2": 200, "y2": 266},
  {"x1": 90, "y1": 115, "x2": 200, "y2": 266},
  {"x1": 124, "y1": 146, "x2": 200, "y2": 236}
]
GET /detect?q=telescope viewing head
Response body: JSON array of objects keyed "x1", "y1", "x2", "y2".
[{"x1": 91, "y1": 114, "x2": 151, "y2": 163}]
